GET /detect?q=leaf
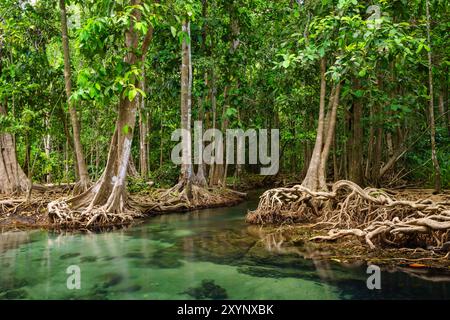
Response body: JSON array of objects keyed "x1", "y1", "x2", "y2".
[
  {"x1": 128, "y1": 88, "x2": 137, "y2": 101},
  {"x1": 354, "y1": 89, "x2": 364, "y2": 98},
  {"x1": 358, "y1": 69, "x2": 367, "y2": 77},
  {"x1": 318, "y1": 47, "x2": 325, "y2": 58},
  {"x1": 122, "y1": 124, "x2": 130, "y2": 135},
  {"x1": 225, "y1": 107, "x2": 237, "y2": 118},
  {"x1": 416, "y1": 43, "x2": 424, "y2": 54},
  {"x1": 170, "y1": 26, "x2": 177, "y2": 38},
  {"x1": 409, "y1": 263, "x2": 427, "y2": 268}
]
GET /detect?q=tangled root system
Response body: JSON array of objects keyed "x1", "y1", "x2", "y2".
[
  {"x1": 247, "y1": 180, "x2": 450, "y2": 250},
  {"x1": 144, "y1": 182, "x2": 247, "y2": 213}
]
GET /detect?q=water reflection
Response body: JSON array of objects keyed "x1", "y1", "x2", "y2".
[{"x1": 0, "y1": 197, "x2": 449, "y2": 300}]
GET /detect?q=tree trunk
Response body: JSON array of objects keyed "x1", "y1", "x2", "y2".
[
  {"x1": 55, "y1": 0, "x2": 152, "y2": 219},
  {"x1": 194, "y1": 95, "x2": 208, "y2": 187},
  {"x1": 333, "y1": 135, "x2": 339, "y2": 181},
  {"x1": 365, "y1": 104, "x2": 374, "y2": 180},
  {"x1": 160, "y1": 104, "x2": 164, "y2": 168},
  {"x1": 426, "y1": 0, "x2": 442, "y2": 193},
  {"x1": 318, "y1": 83, "x2": 341, "y2": 188},
  {"x1": 137, "y1": 17, "x2": 155, "y2": 179},
  {"x1": 59, "y1": 0, "x2": 90, "y2": 193},
  {"x1": 445, "y1": 71, "x2": 450, "y2": 137},
  {"x1": 302, "y1": 58, "x2": 327, "y2": 191},
  {"x1": 44, "y1": 114, "x2": 52, "y2": 184},
  {"x1": 180, "y1": 20, "x2": 193, "y2": 186},
  {"x1": 138, "y1": 74, "x2": 148, "y2": 179},
  {"x1": 302, "y1": 113, "x2": 313, "y2": 178},
  {"x1": 349, "y1": 79, "x2": 363, "y2": 185},
  {"x1": 212, "y1": 85, "x2": 230, "y2": 187},
  {"x1": 0, "y1": 103, "x2": 29, "y2": 194},
  {"x1": 208, "y1": 72, "x2": 217, "y2": 186},
  {"x1": 371, "y1": 77, "x2": 384, "y2": 186}
]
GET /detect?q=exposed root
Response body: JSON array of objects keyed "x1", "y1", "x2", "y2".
[
  {"x1": 47, "y1": 199, "x2": 142, "y2": 228},
  {"x1": 48, "y1": 179, "x2": 142, "y2": 229},
  {"x1": 247, "y1": 180, "x2": 450, "y2": 250},
  {"x1": 72, "y1": 179, "x2": 92, "y2": 196},
  {"x1": 47, "y1": 180, "x2": 246, "y2": 228},
  {"x1": 143, "y1": 181, "x2": 246, "y2": 213}
]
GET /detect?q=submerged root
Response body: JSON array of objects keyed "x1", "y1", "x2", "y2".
[{"x1": 247, "y1": 180, "x2": 450, "y2": 250}]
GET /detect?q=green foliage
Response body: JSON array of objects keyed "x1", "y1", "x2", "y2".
[
  {"x1": 149, "y1": 163, "x2": 180, "y2": 188},
  {"x1": 0, "y1": 0, "x2": 448, "y2": 191}
]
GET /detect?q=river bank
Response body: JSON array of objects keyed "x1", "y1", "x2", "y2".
[
  {"x1": 1, "y1": 187, "x2": 449, "y2": 270},
  {"x1": 1, "y1": 198, "x2": 449, "y2": 300},
  {"x1": 0, "y1": 186, "x2": 247, "y2": 231}
]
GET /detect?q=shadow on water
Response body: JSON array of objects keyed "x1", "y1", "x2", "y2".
[{"x1": 0, "y1": 191, "x2": 449, "y2": 300}]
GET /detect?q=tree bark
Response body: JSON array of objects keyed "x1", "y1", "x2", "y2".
[
  {"x1": 0, "y1": 103, "x2": 29, "y2": 194},
  {"x1": 349, "y1": 79, "x2": 363, "y2": 185},
  {"x1": 137, "y1": 16, "x2": 155, "y2": 179},
  {"x1": 180, "y1": 20, "x2": 193, "y2": 185},
  {"x1": 208, "y1": 71, "x2": 217, "y2": 186},
  {"x1": 139, "y1": 74, "x2": 148, "y2": 179},
  {"x1": 302, "y1": 58, "x2": 327, "y2": 191},
  {"x1": 62, "y1": 0, "x2": 152, "y2": 215},
  {"x1": 59, "y1": 0, "x2": 90, "y2": 193},
  {"x1": 318, "y1": 83, "x2": 341, "y2": 188},
  {"x1": 425, "y1": 0, "x2": 442, "y2": 193},
  {"x1": 194, "y1": 95, "x2": 208, "y2": 187}
]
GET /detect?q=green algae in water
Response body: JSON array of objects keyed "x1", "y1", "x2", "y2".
[
  {"x1": 0, "y1": 200, "x2": 449, "y2": 300},
  {"x1": 124, "y1": 252, "x2": 145, "y2": 259},
  {"x1": 80, "y1": 256, "x2": 97, "y2": 263},
  {"x1": 100, "y1": 273, "x2": 125, "y2": 288},
  {"x1": 183, "y1": 280, "x2": 228, "y2": 299},
  {"x1": 60, "y1": 253, "x2": 81, "y2": 260}
]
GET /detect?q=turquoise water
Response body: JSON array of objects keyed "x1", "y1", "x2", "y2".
[{"x1": 1, "y1": 196, "x2": 449, "y2": 300}]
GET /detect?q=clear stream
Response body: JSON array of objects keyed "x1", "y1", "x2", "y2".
[{"x1": 1, "y1": 193, "x2": 449, "y2": 300}]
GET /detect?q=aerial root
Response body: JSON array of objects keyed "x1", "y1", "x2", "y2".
[{"x1": 246, "y1": 180, "x2": 450, "y2": 250}]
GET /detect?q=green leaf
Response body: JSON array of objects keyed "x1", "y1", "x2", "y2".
[
  {"x1": 318, "y1": 47, "x2": 325, "y2": 58},
  {"x1": 128, "y1": 89, "x2": 137, "y2": 101},
  {"x1": 354, "y1": 90, "x2": 364, "y2": 98},
  {"x1": 122, "y1": 124, "x2": 130, "y2": 135},
  {"x1": 170, "y1": 26, "x2": 177, "y2": 38},
  {"x1": 225, "y1": 107, "x2": 237, "y2": 118},
  {"x1": 358, "y1": 69, "x2": 366, "y2": 77}
]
